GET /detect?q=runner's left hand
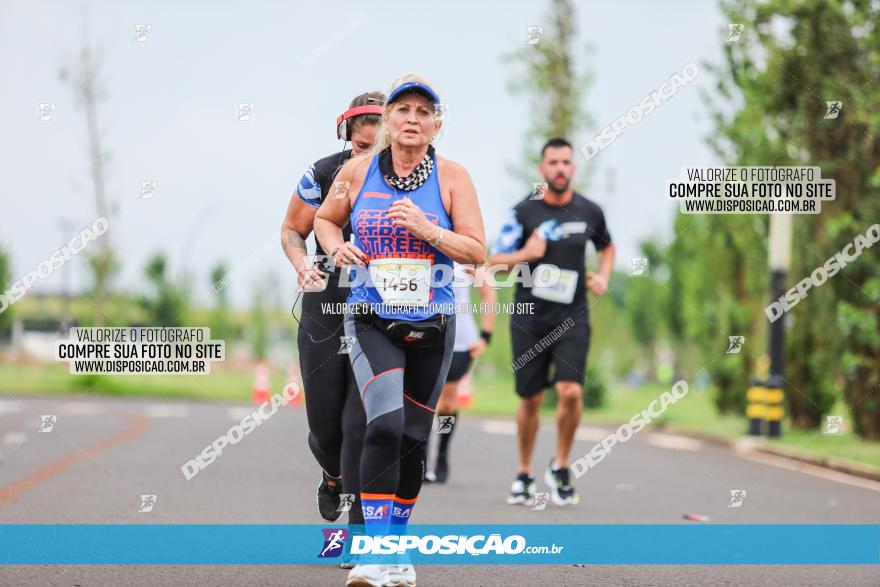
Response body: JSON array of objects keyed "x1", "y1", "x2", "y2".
[
  {"x1": 297, "y1": 264, "x2": 327, "y2": 293},
  {"x1": 387, "y1": 197, "x2": 434, "y2": 240},
  {"x1": 587, "y1": 271, "x2": 608, "y2": 296}
]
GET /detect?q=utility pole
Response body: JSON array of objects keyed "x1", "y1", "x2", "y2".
[{"x1": 766, "y1": 214, "x2": 792, "y2": 437}]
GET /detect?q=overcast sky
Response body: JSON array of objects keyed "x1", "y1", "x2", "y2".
[{"x1": 0, "y1": 0, "x2": 727, "y2": 308}]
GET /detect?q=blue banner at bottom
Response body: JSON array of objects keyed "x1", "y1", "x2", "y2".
[{"x1": 1, "y1": 524, "x2": 877, "y2": 565}]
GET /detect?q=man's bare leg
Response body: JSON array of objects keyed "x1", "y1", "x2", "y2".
[
  {"x1": 555, "y1": 381, "x2": 583, "y2": 469},
  {"x1": 517, "y1": 392, "x2": 543, "y2": 475}
]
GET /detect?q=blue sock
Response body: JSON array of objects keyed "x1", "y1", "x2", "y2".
[
  {"x1": 360, "y1": 493, "x2": 394, "y2": 538},
  {"x1": 390, "y1": 496, "x2": 417, "y2": 535}
]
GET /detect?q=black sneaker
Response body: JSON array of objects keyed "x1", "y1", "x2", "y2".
[
  {"x1": 544, "y1": 460, "x2": 579, "y2": 505},
  {"x1": 316, "y1": 471, "x2": 342, "y2": 522},
  {"x1": 506, "y1": 472, "x2": 536, "y2": 506}
]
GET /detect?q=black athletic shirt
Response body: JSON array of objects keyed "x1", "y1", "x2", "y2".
[
  {"x1": 295, "y1": 149, "x2": 353, "y2": 283},
  {"x1": 493, "y1": 191, "x2": 612, "y2": 327}
]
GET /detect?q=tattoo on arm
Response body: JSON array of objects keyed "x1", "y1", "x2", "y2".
[{"x1": 286, "y1": 230, "x2": 307, "y2": 252}]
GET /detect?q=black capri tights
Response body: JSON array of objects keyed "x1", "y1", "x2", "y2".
[
  {"x1": 343, "y1": 313, "x2": 456, "y2": 500},
  {"x1": 299, "y1": 290, "x2": 366, "y2": 524}
]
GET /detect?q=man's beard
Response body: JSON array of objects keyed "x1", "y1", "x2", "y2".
[{"x1": 546, "y1": 177, "x2": 571, "y2": 194}]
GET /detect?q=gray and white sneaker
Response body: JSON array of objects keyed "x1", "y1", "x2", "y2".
[
  {"x1": 384, "y1": 564, "x2": 416, "y2": 587},
  {"x1": 506, "y1": 472, "x2": 536, "y2": 506},
  {"x1": 345, "y1": 564, "x2": 386, "y2": 587},
  {"x1": 544, "y1": 460, "x2": 579, "y2": 506}
]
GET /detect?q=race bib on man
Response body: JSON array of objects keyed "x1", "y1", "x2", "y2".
[
  {"x1": 369, "y1": 258, "x2": 431, "y2": 307},
  {"x1": 531, "y1": 266, "x2": 578, "y2": 304}
]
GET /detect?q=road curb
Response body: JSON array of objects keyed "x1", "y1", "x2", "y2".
[{"x1": 658, "y1": 425, "x2": 880, "y2": 484}]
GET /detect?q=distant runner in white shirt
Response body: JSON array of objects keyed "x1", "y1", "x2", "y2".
[{"x1": 425, "y1": 263, "x2": 496, "y2": 484}]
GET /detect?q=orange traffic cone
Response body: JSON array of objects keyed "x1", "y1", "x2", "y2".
[
  {"x1": 285, "y1": 362, "x2": 303, "y2": 406},
  {"x1": 457, "y1": 373, "x2": 473, "y2": 410},
  {"x1": 252, "y1": 362, "x2": 271, "y2": 405}
]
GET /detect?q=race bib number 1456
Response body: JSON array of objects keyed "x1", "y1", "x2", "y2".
[{"x1": 369, "y1": 258, "x2": 431, "y2": 307}]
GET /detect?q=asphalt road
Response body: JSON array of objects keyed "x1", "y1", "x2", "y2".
[{"x1": 1, "y1": 394, "x2": 878, "y2": 586}]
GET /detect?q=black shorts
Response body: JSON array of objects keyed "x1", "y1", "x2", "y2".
[
  {"x1": 510, "y1": 318, "x2": 591, "y2": 398},
  {"x1": 447, "y1": 351, "x2": 472, "y2": 382}
]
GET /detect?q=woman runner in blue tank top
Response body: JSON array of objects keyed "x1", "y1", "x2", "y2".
[
  {"x1": 314, "y1": 74, "x2": 486, "y2": 587},
  {"x1": 345, "y1": 143, "x2": 455, "y2": 321}
]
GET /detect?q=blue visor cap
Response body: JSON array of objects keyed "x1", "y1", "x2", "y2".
[{"x1": 387, "y1": 82, "x2": 439, "y2": 105}]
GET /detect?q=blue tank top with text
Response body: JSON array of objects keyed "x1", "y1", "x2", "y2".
[{"x1": 347, "y1": 153, "x2": 454, "y2": 320}]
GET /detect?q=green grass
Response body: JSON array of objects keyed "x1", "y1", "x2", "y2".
[
  {"x1": 1, "y1": 362, "x2": 877, "y2": 470},
  {"x1": 0, "y1": 363, "x2": 271, "y2": 403}
]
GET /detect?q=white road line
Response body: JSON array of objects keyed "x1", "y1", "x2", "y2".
[
  {"x1": 575, "y1": 427, "x2": 610, "y2": 442},
  {"x1": 0, "y1": 400, "x2": 26, "y2": 414},
  {"x1": 471, "y1": 419, "x2": 878, "y2": 493},
  {"x1": 742, "y1": 450, "x2": 880, "y2": 493},
  {"x1": 62, "y1": 403, "x2": 107, "y2": 415},
  {"x1": 645, "y1": 432, "x2": 704, "y2": 451},
  {"x1": 2, "y1": 431, "x2": 28, "y2": 445},
  {"x1": 145, "y1": 404, "x2": 190, "y2": 418},
  {"x1": 228, "y1": 407, "x2": 253, "y2": 420},
  {"x1": 481, "y1": 420, "x2": 516, "y2": 435},
  {"x1": 481, "y1": 419, "x2": 609, "y2": 442}
]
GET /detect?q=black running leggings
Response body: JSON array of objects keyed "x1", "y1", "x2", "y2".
[
  {"x1": 298, "y1": 287, "x2": 366, "y2": 524},
  {"x1": 343, "y1": 313, "x2": 456, "y2": 500}
]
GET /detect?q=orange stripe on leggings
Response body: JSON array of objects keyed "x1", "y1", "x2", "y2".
[
  {"x1": 361, "y1": 492, "x2": 395, "y2": 501},
  {"x1": 393, "y1": 495, "x2": 419, "y2": 505}
]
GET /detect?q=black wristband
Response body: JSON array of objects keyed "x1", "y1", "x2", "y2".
[{"x1": 480, "y1": 330, "x2": 492, "y2": 344}]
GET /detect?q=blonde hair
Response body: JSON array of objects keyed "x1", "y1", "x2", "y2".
[{"x1": 371, "y1": 73, "x2": 440, "y2": 155}]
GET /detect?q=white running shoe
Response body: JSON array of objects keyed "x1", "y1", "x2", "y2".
[
  {"x1": 506, "y1": 472, "x2": 536, "y2": 506},
  {"x1": 544, "y1": 460, "x2": 580, "y2": 506},
  {"x1": 345, "y1": 564, "x2": 387, "y2": 587},
  {"x1": 384, "y1": 564, "x2": 416, "y2": 587}
]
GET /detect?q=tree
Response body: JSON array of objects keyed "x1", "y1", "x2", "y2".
[
  {"x1": 209, "y1": 263, "x2": 233, "y2": 341},
  {"x1": 503, "y1": 0, "x2": 594, "y2": 183},
  {"x1": 0, "y1": 247, "x2": 12, "y2": 333},
  {"x1": 622, "y1": 240, "x2": 667, "y2": 379},
  {"x1": 58, "y1": 20, "x2": 118, "y2": 327},
  {"x1": 250, "y1": 286, "x2": 268, "y2": 362},
  {"x1": 139, "y1": 253, "x2": 188, "y2": 327},
  {"x1": 704, "y1": 0, "x2": 879, "y2": 434},
  {"x1": 666, "y1": 213, "x2": 766, "y2": 414}
]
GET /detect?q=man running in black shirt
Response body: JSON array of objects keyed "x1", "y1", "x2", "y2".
[{"x1": 489, "y1": 137, "x2": 615, "y2": 506}]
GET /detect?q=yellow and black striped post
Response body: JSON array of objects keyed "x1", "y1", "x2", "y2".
[
  {"x1": 764, "y1": 375, "x2": 784, "y2": 437},
  {"x1": 746, "y1": 379, "x2": 767, "y2": 436}
]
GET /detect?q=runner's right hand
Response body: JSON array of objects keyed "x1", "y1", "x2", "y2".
[
  {"x1": 521, "y1": 229, "x2": 547, "y2": 261},
  {"x1": 331, "y1": 242, "x2": 367, "y2": 268},
  {"x1": 469, "y1": 338, "x2": 487, "y2": 359}
]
